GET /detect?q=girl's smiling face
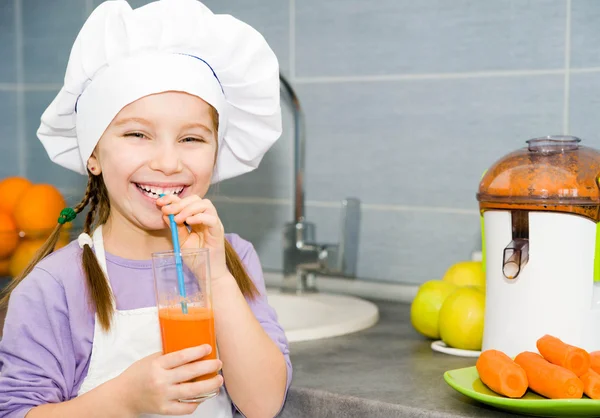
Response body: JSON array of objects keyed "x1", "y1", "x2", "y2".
[{"x1": 87, "y1": 91, "x2": 218, "y2": 232}]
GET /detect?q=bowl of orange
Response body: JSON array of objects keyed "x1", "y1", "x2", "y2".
[{"x1": 0, "y1": 176, "x2": 76, "y2": 279}]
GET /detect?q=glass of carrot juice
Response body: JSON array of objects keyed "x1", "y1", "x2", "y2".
[{"x1": 152, "y1": 248, "x2": 218, "y2": 402}]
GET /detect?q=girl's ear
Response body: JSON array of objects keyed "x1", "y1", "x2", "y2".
[{"x1": 87, "y1": 151, "x2": 102, "y2": 175}]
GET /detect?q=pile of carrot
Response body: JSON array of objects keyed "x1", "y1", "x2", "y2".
[{"x1": 475, "y1": 334, "x2": 600, "y2": 400}]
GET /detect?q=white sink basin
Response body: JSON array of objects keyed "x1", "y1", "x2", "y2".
[{"x1": 266, "y1": 289, "x2": 380, "y2": 342}]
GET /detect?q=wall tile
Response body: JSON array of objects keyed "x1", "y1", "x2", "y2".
[
  {"x1": 93, "y1": 0, "x2": 151, "y2": 9},
  {"x1": 303, "y1": 205, "x2": 481, "y2": 283},
  {"x1": 568, "y1": 72, "x2": 600, "y2": 145},
  {"x1": 0, "y1": 1, "x2": 16, "y2": 83},
  {"x1": 24, "y1": 90, "x2": 88, "y2": 192},
  {"x1": 0, "y1": 92, "x2": 20, "y2": 178},
  {"x1": 297, "y1": 75, "x2": 564, "y2": 210},
  {"x1": 353, "y1": 209, "x2": 480, "y2": 283},
  {"x1": 570, "y1": 0, "x2": 600, "y2": 69},
  {"x1": 214, "y1": 200, "x2": 290, "y2": 271},
  {"x1": 22, "y1": 0, "x2": 85, "y2": 83},
  {"x1": 214, "y1": 199, "x2": 481, "y2": 284},
  {"x1": 296, "y1": 0, "x2": 566, "y2": 77}
]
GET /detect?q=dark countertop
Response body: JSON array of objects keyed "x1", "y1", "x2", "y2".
[{"x1": 279, "y1": 298, "x2": 514, "y2": 418}]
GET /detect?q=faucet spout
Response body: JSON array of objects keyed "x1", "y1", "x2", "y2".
[
  {"x1": 279, "y1": 74, "x2": 362, "y2": 294},
  {"x1": 279, "y1": 74, "x2": 306, "y2": 224}
]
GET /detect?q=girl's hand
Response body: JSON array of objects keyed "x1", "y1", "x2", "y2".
[
  {"x1": 117, "y1": 345, "x2": 223, "y2": 416},
  {"x1": 156, "y1": 194, "x2": 228, "y2": 281}
]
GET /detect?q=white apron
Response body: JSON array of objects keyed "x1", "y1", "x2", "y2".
[{"x1": 77, "y1": 226, "x2": 233, "y2": 418}]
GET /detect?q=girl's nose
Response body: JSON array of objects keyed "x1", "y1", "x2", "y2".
[{"x1": 148, "y1": 144, "x2": 183, "y2": 175}]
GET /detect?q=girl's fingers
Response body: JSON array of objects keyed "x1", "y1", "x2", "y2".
[
  {"x1": 159, "y1": 198, "x2": 190, "y2": 215},
  {"x1": 158, "y1": 345, "x2": 212, "y2": 369},
  {"x1": 157, "y1": 196, "x2": 221, "y2": 248},
  {"x1": 161, "y1": 197, "x2": 217, "y2": 218},
  {"x1": 168, "y1": 359, "x2": 223, "y2": 384},
  {"x1": 180, "y1": 213, "x2": 220, "y2": 229},
  {"x1": 157, "y1": 194, "x2": 198, "y2": 210},
  {"x1": 171, "y1": 200, "x2": 214, "y2": 222},
  {"x1": 171, "y1": 374, "x2": 224, "y2": 402},
  {"x1": 156, "y1": 193, "x2": 180, "y2": 204},
  {"x1": 161, "y1": 401, "x2": 200, "y2": 416},
  {"x1": 162, "y1": 215, "x2": 194, "y2": 246}
]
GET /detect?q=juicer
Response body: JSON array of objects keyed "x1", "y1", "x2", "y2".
[{"x1": 477, "y1": 135, "x2": 600, "y2": 358}]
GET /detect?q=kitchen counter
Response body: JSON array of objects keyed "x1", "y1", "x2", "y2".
[{"x1": 278, "y1": 297, "x2": 513, "y2": 418}]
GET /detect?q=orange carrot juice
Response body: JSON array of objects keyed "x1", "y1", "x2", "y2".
[{"x1": 158, "y1": 306, "x2": 217, "y2": 381}]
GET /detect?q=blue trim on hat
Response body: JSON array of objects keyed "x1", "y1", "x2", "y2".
[
  {"x1": 176, "y1": 53, "x2": 224, "y2": 94},
  {"x1": 74, "y1": 53, "x2": 223, "y2": 113}
]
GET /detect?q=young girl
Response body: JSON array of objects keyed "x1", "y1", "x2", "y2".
[{"x1": 0, "y1": 1, "x2": 291, "y2": 417}]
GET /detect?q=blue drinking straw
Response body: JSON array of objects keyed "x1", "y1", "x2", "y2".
[{"x1": 160, "y1": 194, "x2": 188, "y2": 314}]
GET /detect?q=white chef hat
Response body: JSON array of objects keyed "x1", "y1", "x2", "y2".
[{"x1": 37, "y1": 0, "x2": 282, "y2": 184}]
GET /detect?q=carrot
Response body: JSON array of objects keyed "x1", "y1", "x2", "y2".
[
  {"x1": 536, "y1": 334, "x2": 590, "y2": 377},
  {"x1": 475, "y1": 349, "x2": 528, "y2": 398},
  {"x1": 514, "y1": 351, "x2": 583, "y2": 399},
  {"x1": 580, "y1": 368, "x2": 600, "y2": 399},
  {"x1": 590, "y1": 351, "x2": 600, "y2": 375}
]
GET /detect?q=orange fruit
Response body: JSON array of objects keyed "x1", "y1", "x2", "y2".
[
  {"x1": 8, "y1": 232, "x2": 70, "y2": 278},
  {"x1": 0, "y1": 177, "x2": 33, "y2": 216},
  {"x1": 0, "y1": 211, "x2": 19, "y2": 258},
  {"x1": 0, "y1": 258, "x2": 9, "y2": 276},
  {"x1": 9, "y1": 240, "x2": 41, "y2": 278},
  {"x1": 13, "y1": 184, "x2": 67, "y2": 237}
]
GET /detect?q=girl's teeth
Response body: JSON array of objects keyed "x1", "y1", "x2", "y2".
[
  {"x1": 136, "y1": 184, "x2": 183, "y2": 198},
  {"x1": 140, "y1": 188, "x2": 159, "y2": 199}
]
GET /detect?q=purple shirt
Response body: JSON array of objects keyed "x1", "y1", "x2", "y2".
[{"x1": 0, "y1": 233, "x2": 292, "y2": 418}]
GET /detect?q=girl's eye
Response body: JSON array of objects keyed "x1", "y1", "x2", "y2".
[
  {"x1": 124, "y1": 132, "x2": 147, "y2": 139},
  {"x1": 181, "y1": 137, "x2": 207, "y2": 143}
]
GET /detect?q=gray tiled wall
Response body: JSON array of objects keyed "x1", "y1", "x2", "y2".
[
  {"x1": 0, "y1": 0, "x2": 598, "y2": 285},
  {"x1": 295, "y1": 0, "x2": 566, "y2": 76}
]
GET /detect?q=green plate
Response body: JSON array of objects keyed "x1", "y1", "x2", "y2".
[{"x1": 444, "y1": 366, "x2": 600, "y2": 417}]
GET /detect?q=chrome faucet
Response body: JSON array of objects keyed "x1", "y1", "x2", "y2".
[{"x1": 279, "y1": 74, "x2": 361, "y2": 294}]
